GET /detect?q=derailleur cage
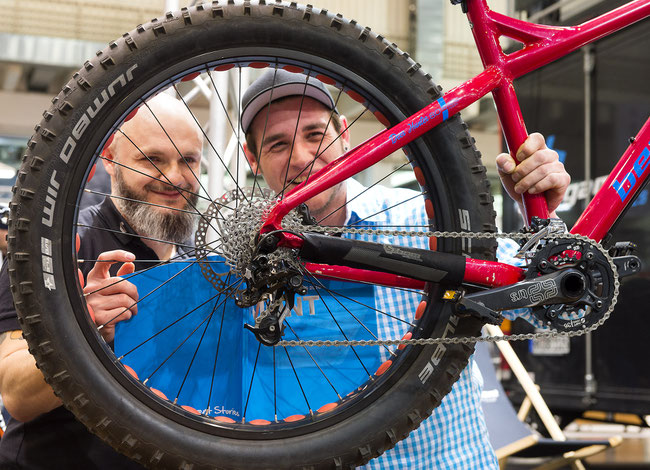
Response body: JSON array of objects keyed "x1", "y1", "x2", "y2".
[{"x1": 238, "y1": 251, "x2": 308, "y2": 346}]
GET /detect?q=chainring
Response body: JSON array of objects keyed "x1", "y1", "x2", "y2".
[{"x1": 525, "y1": 237, "x2": 616, "y2": 332}]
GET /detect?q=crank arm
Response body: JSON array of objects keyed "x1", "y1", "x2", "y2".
[
  {"x1": 442, "y1": 268, "x2": 591, "y2": 325},
  {"x1": 461, "y1": 267, "x2": 588, "y2": 312},
  {"x1": 612, "y1": 255, "x2": 642, "y2": 278}
]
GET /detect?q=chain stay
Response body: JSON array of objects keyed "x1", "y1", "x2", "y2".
[{"x1": 277, "y1": 226, "x2": 620, "y2": 347}]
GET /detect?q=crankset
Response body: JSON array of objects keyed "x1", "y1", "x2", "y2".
[{"x1": 446, "y1": 234, "x2": 641, "y2": 335}]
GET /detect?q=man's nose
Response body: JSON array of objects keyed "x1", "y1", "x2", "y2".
[
  {"x1": 289, "y1": 141, "x2": 318, "y2": 174},
  {"x1": 162, "y1": 161, "x2": 187, "y2": 188}
]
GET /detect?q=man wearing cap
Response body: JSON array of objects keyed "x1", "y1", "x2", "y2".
[
  {"x1": 0, "y1": 93, "x2": 202, "y2": 469},
  {"x1": 240, "y1": 69, "x2": 570, "y2": 469}
]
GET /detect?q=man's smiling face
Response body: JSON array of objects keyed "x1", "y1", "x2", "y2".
[{"x1": 245, "y1": 96, "x2": 349, "y2": 226}]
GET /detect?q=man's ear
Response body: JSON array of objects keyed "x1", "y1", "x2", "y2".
[
  {"x1": 102, "y1": 133, "x2": 117, "y2": 177},
  {"x1": 340, "y1": 115, "x2": 351, "y2": 151},
  {"x1": 243, "y1": 142, "x2": 259, "y2": 173}
]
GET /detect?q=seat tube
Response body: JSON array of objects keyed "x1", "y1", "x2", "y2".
[
  {"x1": 492, "y1": 82, "x2": 550, "y2": 225},
  {"x1": 467, "y1": 0, "x2": 550, "y2": 225}
]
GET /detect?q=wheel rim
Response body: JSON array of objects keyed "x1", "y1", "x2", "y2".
[{"x1": 66, "y1": 51, "x2": 456, "y2": 439}]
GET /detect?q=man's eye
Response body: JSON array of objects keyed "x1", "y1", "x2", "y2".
[
  {"x1": 308, "y1": 131, "x2": 325, "y2": 140},
  {"x1": 268, "y1": 142, "x2": 287, "y2": 152}
]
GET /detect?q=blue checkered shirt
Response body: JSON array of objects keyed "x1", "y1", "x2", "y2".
[{"x1": 342, "y1": 179, "x2": 526, "y2": 469}]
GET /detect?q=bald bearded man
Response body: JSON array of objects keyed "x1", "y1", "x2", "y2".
[{"x1": 0, "y1": 94, "x2": 203, "y2": 469}]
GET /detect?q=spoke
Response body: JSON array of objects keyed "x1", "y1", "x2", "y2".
[
  {"x1": 141, "y1": 99, "x2": 220, "y2": 210},
  {"x1": 97, "y1": 254, "x2": 213, "y2": 333},
  {"x1": 174, "y1": 295, "x2": 221, "y2": 402},
  {"x1": 204, "y1": 64, "x2": 265, "y2": 198},
  {"x1": 118, "y1": 276, "x2": 244, "y2": 361},
  {"x1": 79, "y1": 238, "x2": 223, "y2": 297},
  {"x1": 316, "y1": 159, "x2": 414, "y2": 224},
  {"x1": 305, "y1": 87, "x2": 346, "y2": 182},
  {"x1": 249, "y1": 65, "x2": 280, "y2": 199},
  {"x1": 299, "y1": 274, "x2": 372, "y2": 378},
  {"x1": 301, "y1": 271, "x2": 395, "y2": 358},
  {"x1": 279, "y1": 73, "x2": 312, "y2": 200},
  {"x1": 143, "y1": 306, "x2": 217, "y2": 389},
  {"x1": 205, "y1": 291, "x2": 230, "y2": 416},
  {"x1": 299, "y1": 265, "x2": 420, "y2": 330},
  {"x1": 94, "y1": 243, "x2": 234, "y2": 334},
  {"x1": 76, "y1": 223, "x2": 204, "y2": 254},
  {"x1": 344, "y1": 191, "x2": 427, "y2": 228},
  {"x1": 84, "y1": 189, "x2": 216, "y2": 217},
  {"x1": 98, "y1": 155, "x2": 213, "y2": 204},
  {"x1": 273, "y1": 346, "x2": 277, "y2": 422},
  {"x1": 98, "y1": 146, "x2": 210, "y2": 202},
  {"x1": 242, "y1": 343, "x2": 262, "y2": 422},
  {"x1": 235, "y1": 66, "x2": 243, "y2": 212},
  {"x1": 284, "y1": 320, "x2": 342, "y2": 400},
  {"x1": 116, "y1": 129, "x2": 222, "y2": 236},
  {"x1": 78, "y1": 258, "x2": 228, "y2": 265},
  {"x1": 281, "y1": 345, "x2": 313, "y2": 417},
  {"x1": 277, "y1": 106, "x2": 369, "y2": 197},
  {"x1": 172, "y1": 81, "x2": 248, "y2": 202}
]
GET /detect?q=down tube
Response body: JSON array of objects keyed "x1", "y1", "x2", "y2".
[
  {"x1": 571, "y1": 117, "x2": 650, "y2": 242},
  {"x1": 262, "y1": 67, "x2": 503, "y2": 231}
]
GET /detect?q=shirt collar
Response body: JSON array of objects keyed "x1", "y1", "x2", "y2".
[
  {"x1": 96, "y1": 197, "x2": 141, "y2": 246},
  {"x1": 343, "y1": 178, "x2": 388, "y2": 227}
]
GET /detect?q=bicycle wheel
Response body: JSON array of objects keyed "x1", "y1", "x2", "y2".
[{"x1": 8, "y1": 2, "x2": 497, "y2": 469}]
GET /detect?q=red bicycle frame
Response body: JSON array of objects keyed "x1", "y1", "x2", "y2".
[{"x1": 261, "y1": 0, "x2": 650, "y2": 290}]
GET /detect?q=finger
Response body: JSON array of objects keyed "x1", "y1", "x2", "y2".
[
  {"x1": 84, "y1": 276, "x2": 139, "y2": 302},
  {"x1": 515, "y1": 132, "x2": 546, "y2": 162},
  {"x1": 96, "y1": 307, "x2": 134, "y2": 326},
  {"x1": 510, "y1": 149, "x2": 558, "y2": 183},
  {"x1": 116, "y1": 262, "x2": 135, "y2": 277},
  {"x1": 88, "y1": 292, "x2": 138, "y2": 313},
  {"x1": 526, "y1": 171, "x2": 571, "y2": 196},
  {"x1": 495, "y1": 153, "x2": 516, "y2": 175},
  {"x1": 514, "y1": 165, "x2": 568, "y2": 195},
  {"x1": 87, "y1": 250, "x2": 136, "y2": 280},
  {"x1": 513, "y1": 165, "x2": 553, "y2": 194}
]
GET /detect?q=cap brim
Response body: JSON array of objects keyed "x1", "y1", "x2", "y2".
[{"x1": 241, "y1": 82, "x2": 336, "y2": 133}]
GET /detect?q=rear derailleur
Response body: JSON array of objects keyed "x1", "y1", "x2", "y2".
[{"x1": 236, "y1": 243, "x2": 308, "y2": 346}]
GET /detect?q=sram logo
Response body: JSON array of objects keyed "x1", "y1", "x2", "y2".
[
  {"x1": 418, "y1": 315, "x2": 459, "y2": 384},
  {"x1": 509, "y1": 278, "x2": 558, "y2": 304},
  {"x1": 612, "y1": 140, "x2": 650, "y2": 203},
  {"x1": 59, "y1": 64, "x2": 138, "y2": 165}
]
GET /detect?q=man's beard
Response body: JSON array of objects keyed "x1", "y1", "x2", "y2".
[{"x1": 113, "y1": 167, "x2": 198, "y2": 245}]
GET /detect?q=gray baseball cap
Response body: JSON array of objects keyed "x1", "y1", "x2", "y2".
[{"x1": 241, "y1": 69, "x2": 338, "y2": 134}]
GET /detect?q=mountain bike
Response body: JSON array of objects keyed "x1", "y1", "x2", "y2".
[{"x1": 7, "y1": 0, "x2": 649, "y2": 468}]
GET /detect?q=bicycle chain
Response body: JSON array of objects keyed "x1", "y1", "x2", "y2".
[{"x1": 277, "y1": 226, "x2": 620, "y2": 347}]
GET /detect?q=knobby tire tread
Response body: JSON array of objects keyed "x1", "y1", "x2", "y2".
[{"x1": 8, "y1": 2, "x2": 496, "y2": 469}]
